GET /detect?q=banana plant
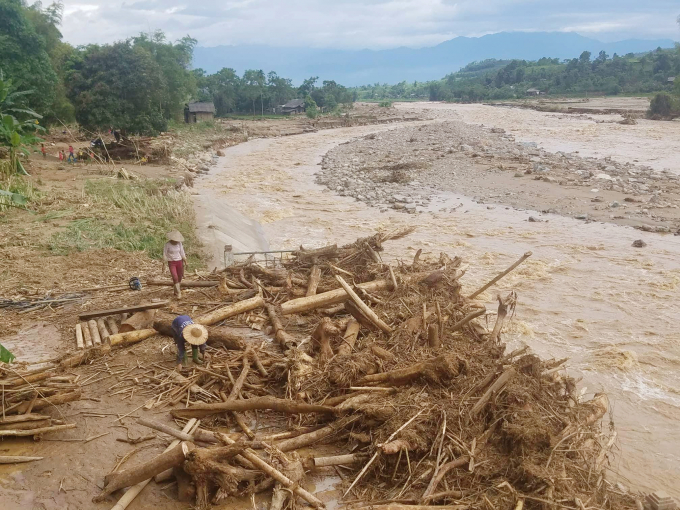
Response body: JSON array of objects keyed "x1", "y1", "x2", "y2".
[{"x1": 0, "y1": 70, "x2": 44, "y2": 176}]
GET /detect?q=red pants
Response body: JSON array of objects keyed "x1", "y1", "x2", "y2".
[{"x1": 168, "y1": 260, "x2": 184, "y2": 284}]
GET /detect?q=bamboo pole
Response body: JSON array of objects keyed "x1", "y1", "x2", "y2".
[
  {"x1": 0, "y1": 456, "x2": 44, "y2": 464},
  {"x1": 467, "y1": 251, "x2": 532, "y2": 299},
  {"x1": 280, "y1": 280, "x2": 391, "y2": 315}
]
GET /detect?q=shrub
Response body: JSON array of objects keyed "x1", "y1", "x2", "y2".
[
  {"x1": 647, "y1": 92, "x2": 676, "y2": 118},
  {"x1": 379, "y1": 101, "x2": 393, "y2": 107}
]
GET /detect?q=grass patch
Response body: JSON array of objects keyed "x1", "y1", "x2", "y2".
[
  {"x1": 0, "y1": 170, "x2": 41, "y2": 212},
  {"x1": 49, "y1": 178, "x2": 202, "y2": 264}
]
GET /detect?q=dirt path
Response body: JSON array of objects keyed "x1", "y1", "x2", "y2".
[{"x1": 196, "y1": 107, "x2": 680, "y2": 498}]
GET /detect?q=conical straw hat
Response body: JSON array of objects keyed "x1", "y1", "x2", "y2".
[
  {"x1": 166, "y1": 230, "x2": 184, "y2": 242},
  {"x1": 183, "y1": 324, "x2": 208, "y2": 345}
]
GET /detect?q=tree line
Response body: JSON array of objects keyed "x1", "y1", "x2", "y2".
[
  {"x1": 354, "y1": 48, "x2": 680, "y2": 105},
  {"x1": 0, "y1": 0, "x2": 355, "y2": 135}
]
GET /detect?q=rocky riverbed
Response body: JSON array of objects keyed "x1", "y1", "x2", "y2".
[{"x1": 318, "y1": 118, "x2": 680, "y2": 233}]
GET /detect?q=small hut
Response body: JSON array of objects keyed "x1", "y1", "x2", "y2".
[
  {"x1": 185, "y1": 102, "x2": 216, "y2": 123},
  {"x1": 281, "y1": 99, "x2": 306, "y2": 115}
]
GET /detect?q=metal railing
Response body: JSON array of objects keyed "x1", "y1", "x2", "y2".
[{"x1": 223, "y1": 245, "x2": 295, "y2": 268}]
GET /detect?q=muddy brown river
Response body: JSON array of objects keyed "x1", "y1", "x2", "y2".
[{"x1": 196, "y1": 103, "x2": 680, "y2": 498}]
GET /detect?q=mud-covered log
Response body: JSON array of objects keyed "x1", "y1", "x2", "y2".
[
  {"x1": 337, "y1": 318, "x2": 360, "y2": 356},
  {"x1": 97, "y1": 319, "x2": 111, "y2": 344},
  {"x1": 306, "y1": 265, "x2": 322, "y2": 296},
  {"x1": 147, "y1": 279, "x2": 220, "y2": 287},
  {"x1": 312, "y1": 317, "x2": 339, "y2": 361},
  {"x1": 468, "y1": 367, "x2": 516, "y2": 420},
  {"x1": 171, "y1": 396, "x2": 337, "y2": 420},
  {"x1": 265, "y1": 303, "x2": 297, "y2": 348},
  {"x1": 280, "y1": 280, "x2": 392, "y2": 315},
  {"x1": 106, "y1": 316, "x2": 119, "y2": 335},
  {"x1": 275, "y1": 415, "x2": 360, "y2": 452},
  {"x1": 359, "y1": 355, "x2": 460, "y2": 386},
  {"x1": 119, "y1": 310, "x2": 157, "y2": 333},
  {"x1": 95, "y1": 442, "x2": 194, "y2": 502},
  {"x1": 13, "y1": 389, "x2": 81, "y2": 414},
  {"x1": 195, "y1": 295, "x2": 264, "y2": 326},
  {"x1": 0, "y1": 423, "x2": 76, "y2": 436},
  {"x1": 294, "y1": 244, "x2": 338, "y2": 261},
  {"x1": 0, "y1": 456, "x2": 44, "y2": 464},
  {"x1": 335, "y1": 276, "x2": 392, "y2": 333},
  {"x1": 109, "y1": 329, "x2": 157, "y2": 347}
]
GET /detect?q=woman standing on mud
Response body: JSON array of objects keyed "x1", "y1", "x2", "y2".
[{"x1": 163, "y1": 231, "x2": 188, "y2": 298}]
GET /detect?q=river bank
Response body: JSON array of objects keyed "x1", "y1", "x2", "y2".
[{"x1": 196, "y1": 100, "x2": 680, "y2": 498}]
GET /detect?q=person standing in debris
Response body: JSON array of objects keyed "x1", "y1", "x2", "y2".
[
  {"x1": 67, "y1": 145, "x2": 75, "y2": 163},
  {"x1": 58, "y1": 150, "x2": 65, "y2": 162},
  {"x1": 163, "y1": 230, "x2": 188, "y2": 298},
  {"x1": 171, "y1": 315, "x2": 207, "y2": 370},
  {"x1": 41, "y1": 144, "x2": 46, "y2": 158}
]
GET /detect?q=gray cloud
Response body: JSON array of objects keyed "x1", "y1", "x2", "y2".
[{"x1": 61, "y1": 0, "x2": 680, "y2": 48}]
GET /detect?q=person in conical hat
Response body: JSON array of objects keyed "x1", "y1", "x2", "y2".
[
  {"x1": 171, "y1": 314, "x2": 208, "y2": 370},
  {"x1": 163, "y1": 231, "x2": 187, "y2": 299}
]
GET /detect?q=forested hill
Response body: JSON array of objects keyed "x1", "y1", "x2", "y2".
[{"x1": 355, "y1": 49, "x2": 680, "y2": 103}]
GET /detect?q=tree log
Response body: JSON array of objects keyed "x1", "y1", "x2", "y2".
[
  {"x1": 171, "y1": 396, "x2": 336, "y2": 420},
  {"x1": 13, "y1": 389, "x2": 81, "y2": 414},
  {"x1": 153, "y1": 321, "x2": 245, "y2": 350},
  {"x1": 97, "y1": 319, "x2": 111, "y2": 344},
  {"x1": 450, "y1": 307, "x2": 486, "y2": 333},
  {"x1": 0, "y1": 413, "x2": 50, "y2": 424},
  {"x1": 109, "y1": 329, "x2": 157, "y2": 347},
  {"x1": 119, "y1": 310, "x2": 157, "y2": 333},
  {"x1": 312, "y1": 453, "x2": 364, "y2": 468},
  {"x1": 195, "y1": 295, "x2": 264, "y2": 326},
  {"x1": 468, "y1": 367, "x2": 516, "y2": 420},
  {"x1": 428, "y1": 324, "x2": 440, "y2": 348},
  {"x1": 0, "y1": 423, "x2": 76, "y2": 436},
  {"x1": 312, "y1": 318, "x2": 339, "y2": 361},
  {"x1": 75, "y1": 324, "x2": 84, "y2": 349},
  {"x1": 306, "y1": 265, "x2": 322, "y2": 296},
  {"x1": 82, "y1": 322, "x2": 93, "y2": 348},
  {"x1": 95, "y1": 442, "x2": 194, "y2": 502},
  {"x1": 489, "y1": 291, "x2": 517, "y2": 342},
  {"x1": 337, "y1": 319, "x2": 361, "y2": 356},
  {"x1": 0, "y1": 456, "x2": 43, "y2": 464},
  {"x1": 106, "y1": 316, "x2": 119, "y2": 335},
  {"x1": 294, "y1": 244, "x2": 338, "y2": 261},
  {"x1": 275, "y1": 415, "x2": 359, "y2": 452},
  {"x1": 280, "y1": 280, "x2": 391, "y2": 315},
  {"x1": 265, "y1": 303, "x2": 297, "y2": 348},
  {"x1": 360, "y1": 355, "x2": 459, "y2": 386},
  {"x1": 335, "y1": 276, "x2": 392, "y2": 333},
  {"x1": 0, "y1": 419, "x2": 50, "y2": 431}
]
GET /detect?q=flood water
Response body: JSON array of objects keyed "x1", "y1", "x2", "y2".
[{"x1": 196, "y1": 105, "x2": 680, "y2": 497}]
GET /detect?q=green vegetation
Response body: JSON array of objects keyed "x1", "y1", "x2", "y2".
[
  {"x1": 354, "y1": 47, "x2": 680, "y2": 103},
  {"x1": 0, "y1": 70, "x2": 44, "y2": 177},
  {"x1": 49, "y1": 179, "x2": 201, "y2": 264},
  {"x1": 378, "y1": 101, "x2": 393, "y2": 107},
  {"x1": 1, "y1": 2, "x2": 355, "y2": 135},
  {"x1": 305, "y1": 95, "x2": 318, "y2": 119}
]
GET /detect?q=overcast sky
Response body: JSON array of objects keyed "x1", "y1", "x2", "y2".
[{"x1": 60, "y1": 0, "x2": 680, "y2": 49}]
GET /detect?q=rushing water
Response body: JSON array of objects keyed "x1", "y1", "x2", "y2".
[{"x1": 196, "y1": 110, "x2": 680, "y2": 498}]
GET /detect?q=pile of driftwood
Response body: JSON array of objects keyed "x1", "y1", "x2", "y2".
[
  {"x1": 92, "y1": 230, "x2": 638, "y2": 510},
  {"x1": 0, "y1": 366, "x2": 79, "y2": 438},
  {"x1": 93, "y1": 135, "x2": 172, "y2": 164}
]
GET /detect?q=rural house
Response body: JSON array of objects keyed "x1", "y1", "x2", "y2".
[
  {"x1": 668, "y1": 77, "x2": 676, "y2": 83},
  {"x1": 184, "y1": 102, "x2": 215, "y2": 123},
  {"x1": 526, "y1": 88, "x2": 541, "y2": 96},
  {"x1": 281, "y1": 99, "x2": 305, "y2": 115}
]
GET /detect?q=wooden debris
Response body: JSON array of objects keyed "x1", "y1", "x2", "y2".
[{"x1": 78, "y1": 301, "x2": 169, "y2": 321}]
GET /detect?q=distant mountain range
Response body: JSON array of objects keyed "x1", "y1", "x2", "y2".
[{"x1": 193, "y1": 32, "x2": 677, "y2": 86}]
